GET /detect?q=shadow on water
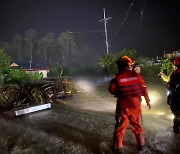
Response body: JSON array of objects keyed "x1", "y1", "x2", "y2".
[{"x1": 36, "y1": 121, "x2": 111, "y2": 154}]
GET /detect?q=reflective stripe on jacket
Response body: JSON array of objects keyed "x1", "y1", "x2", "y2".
[{"x1": 109, "y1": 69, "x2": 144, "y2": 98}]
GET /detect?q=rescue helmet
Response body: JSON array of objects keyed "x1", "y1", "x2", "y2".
[
  {"x1": 173, "y1": 57, "x2": 180, "y2": 68},
  {"x1": 116, "y1": 56, "x2": 133, "y2": 71},
  {"x1": 117, "y1": 56, "x2": 133, "y2": 67}
]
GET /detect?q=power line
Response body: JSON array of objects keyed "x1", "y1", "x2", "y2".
[
  {"x1": 0, "y1": 30, "x2": 104, "y2": 35},
  {"x1": 69, "y1": 31, "x2": 104, "y2": 34},
  {"x1": 109, "y1": 0, "x2": 135, "y2": 42},
  {"x1": 138, "y1": 0, "x2": 150, "y2": 32}
]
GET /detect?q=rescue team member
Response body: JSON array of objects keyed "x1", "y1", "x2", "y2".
[
  {"x1": 132, "y1": 63, "x2": 150, "y2": 102},
  {"x1": 159, "y1": 59, "x2": 177, "y2": 82},
  {"x1": 167, "y1": 57, "x2": 180, "y2": 133},
  {"x1": 132, "y1": 62, "x2": 141, "y2": 74},
  {"x1": 109, "y1": 56, "x2": 151, "y2": 152}
]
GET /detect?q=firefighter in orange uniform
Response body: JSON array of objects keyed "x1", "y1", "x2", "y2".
[{"x1": 109, "y1": 56, "x2": 151, "y2": 152}]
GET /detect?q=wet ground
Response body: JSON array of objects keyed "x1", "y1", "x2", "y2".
[{"x1": 0, "y1": 77, "x2": 180, "y2": 154}]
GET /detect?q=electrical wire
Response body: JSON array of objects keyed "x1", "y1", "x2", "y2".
[
  {"x1": 109, "y1": 0, "x2": 135, "y2": 42},
  {"x1": 69, "y1": 30, "x2": 104, "y2": 34},
  {"x1": 138, "y1": 0, "x2": 150, "y2": 32}
]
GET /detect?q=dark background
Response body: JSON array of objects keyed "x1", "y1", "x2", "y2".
[{"x1": 0, "y1": 0, "x2": 180, "y2": 58}]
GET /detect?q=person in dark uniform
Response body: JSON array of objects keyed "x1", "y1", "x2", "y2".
[{"x1": 167, "y1": 57, "x2": 180, "y2": 133}]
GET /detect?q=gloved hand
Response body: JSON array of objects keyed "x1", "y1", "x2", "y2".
[
  {"x1": 144, "y1": 95, "x2": 151, "y2": 109},
  {"x1": 146, "y1": 100, "x2": 151, "y2": 109}
]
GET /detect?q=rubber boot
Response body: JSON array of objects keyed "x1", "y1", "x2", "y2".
[
  {"x1": 135, "y1": 133, "x2": 144, "y2": 150},
  {"x1": 173, "y1": 116, "x2": 179, "y2": 134}
]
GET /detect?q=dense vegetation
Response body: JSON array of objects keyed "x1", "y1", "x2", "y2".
[
  {"x1": 98, "y1": 48, "x2": 160, "y2": 79},
  {"x1": 0, "y1": 28, "x2": 97, "y2": 68},
  {"x1": 0, "y1": 48, "x2": 79, "y2": 111},
  {"x1": 160, "y1": 58, "x2": 174, "y2": 77},
  {"x1": 0, "y1": 38, "x2": 175, "y2": 110}
]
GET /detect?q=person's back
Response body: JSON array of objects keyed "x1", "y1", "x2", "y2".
[
  {"x1": 109, "y1": 56, "x2": 151, "y2": 152},
  {"x1": 109, "y1": 61, "x2": 144, "y2": 98},
  {"x1": 110, "y1": 69, "x2": 144, "y2": 115}
]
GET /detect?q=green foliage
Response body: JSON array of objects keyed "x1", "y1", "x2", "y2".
[
  {"x1": 141, "y1": 65, "x2": 160, "y2": 79},
  {"x1": 4, "y1": 68, "x2": 27, "y2": 84},
  {"x1": 98, "y1": 53, "x2": 117, "y2": 74},
  {"x1": 136, "y1": 57, "x2": 160, "y2": 79},
  {"x1": 0, "y1": 48, "x2": 11, "y2": 68},
  {"x1": 48, "y1": 65, "x2": 101, "y2": 77},
  {"x1": 160, "y1": 58, "x2": 173, "y2": 76},
  {"x1": 48, "y1": 66, "x2": 78, "y2": 77},
  {"x1": 62, "y1": 67, "x2": 77, "y2": 76},
  {"x1": 0, "y1": 71, "x2": 4, "y2": 85},
  {"x1": 98, "y1": 49, "x2": 138, "y2": 74},
  {"x1": 0, "y1": 49, "x2": 11, "y2": 85},
  {"x1": 137, "y1": 57, "x2": 150, "y2": 66},
  {"x1": 3, "y1": 68, "x2": 43, "y2": 84},
  {"x1": 48, "y1": 66, "x2": 61, "y2": 77},
  {"x1": 98, "y1": 49, "x2": 161, "y2": 80},
  {"x1": 26, "y1": 72, "x2": 43, "y2": 83}
]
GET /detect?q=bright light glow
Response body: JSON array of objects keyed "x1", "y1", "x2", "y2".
[
  {"x1": 156, "y1": 111, "x2": 165, "y2": 115},
  {"x1": 169, "y1": 114, "x2": 174, "y2": 120},
  {"x1": 141, "y1": 90, "x2": 161, "y2": 106},
  {"x1": 167, "y1": 90, "x2": 171, "y2": 96},
  {"x1": 75, "y1": 80, "x2": 95, "y2": 94},
  {"x1": 73, "y1": 78, "x2": 116, "y2": 113}
]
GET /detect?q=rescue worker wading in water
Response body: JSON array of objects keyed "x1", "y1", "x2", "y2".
[{"x1": 109, "y1": 56, "x2": 151, "y2": 152}]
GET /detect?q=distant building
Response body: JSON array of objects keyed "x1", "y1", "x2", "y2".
[
  {"x1": 172, "y1": 50, "x2": 180, "y2": 57},
  {"x1": 10, "y1": 63, "x2": 19, "y2": 67},
  {"x1": 10, "y1": 62, "x2": 49, "y2": 78},
  {"x1": 165, "y1": 53, "x2": 173, "y2": 58},
  {"x1": 164, "y1": 50, "x2": 180, "y2": 58}
]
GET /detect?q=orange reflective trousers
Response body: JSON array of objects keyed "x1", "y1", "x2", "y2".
[{"x1": 113, "y1": 97, "x2": 144, "y2": 148}]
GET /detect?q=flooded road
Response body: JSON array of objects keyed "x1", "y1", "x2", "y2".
[{"x1": 0, "y1": 77, "x2": 180, "y2": 154}]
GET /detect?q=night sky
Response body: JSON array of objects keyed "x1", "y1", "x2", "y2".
[{"x1": 0, "y1": 0, "x2": 180, "y2": 57}]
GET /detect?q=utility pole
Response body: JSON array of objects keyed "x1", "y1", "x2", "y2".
[
  {"x1": 29, "y1": 38, "x2": 32, "y2": 70},
  {"x1": 99, "y1": 8, "x2": 111, "y2": 54}
]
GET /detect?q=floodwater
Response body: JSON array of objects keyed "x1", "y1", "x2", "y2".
[{"x1": 0, "y1": 77, "x2": 180, "y2": 154}]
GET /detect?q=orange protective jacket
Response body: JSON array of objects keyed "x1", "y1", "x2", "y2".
[{"x1": 109, "y1": 69, "x2": 149, "y2": 115}]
